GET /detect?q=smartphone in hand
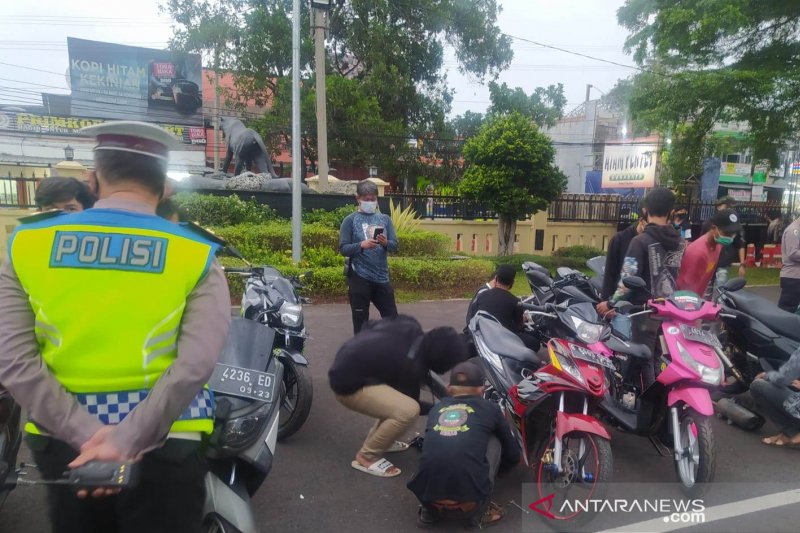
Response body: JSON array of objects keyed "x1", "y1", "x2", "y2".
[{"x1": 372, "y1": 227, "x2": 385, "y2": 240}]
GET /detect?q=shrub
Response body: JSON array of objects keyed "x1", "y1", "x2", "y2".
[
  {"x1": 552, "y1": 245, "x2": 605, "y2": 260},
  {"x1": 396, "y1": 231, "x2": 451, "y2": 257},
  {"x1": 173, "y1": 192, "x2": 278, "y2": 226},
  {"x1": 491, "y1": 254, "x2": 590, "y2": 272},
  {"x1": 302, "y1": 205, "x2": 354, "y2": 229},
  {"x1": 389, "y1": 199, "x2": 422, "y2": 233},
  {"x1": 389, "y1": 257, "x2": 494, "y2": 291},
  {"x1": 214, "y1": 222, "x2": 340, "y2": 258}
]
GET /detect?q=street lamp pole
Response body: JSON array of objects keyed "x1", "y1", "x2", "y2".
[
  {"x1": 311, "y1": 1, "x2": 331, "y2": 192},
  {"x1": 291, "y1": 0, "x2": 302, "y2": 264}
]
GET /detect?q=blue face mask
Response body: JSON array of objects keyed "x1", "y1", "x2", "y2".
[{"x1": 360, "y1": 200, "x2": 378, "y2": 214}]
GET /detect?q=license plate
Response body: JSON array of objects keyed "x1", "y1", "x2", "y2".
[
  {"x1": 209, "y1": 363, "x2": 277, "y2": 402},
  {"x1": 569, "y1": 344, "x2": 615, "y2": 370},
  {"x1": 679, "y1": 324, "x2": 721, "y2": 349}
]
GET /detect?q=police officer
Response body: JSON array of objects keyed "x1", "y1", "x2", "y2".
[{"x1": 0, "y1": 121, "x2": 231, "y2": 533}]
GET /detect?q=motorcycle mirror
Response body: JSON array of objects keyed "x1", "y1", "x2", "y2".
[
  {"x1": 302, "y1": 270, "x2": 313, "y2": 281},
  {"x1": 622, "y1": 276, "x2": 648, "y2": 292},
  {"x1": 722, "y1": 277, "x2": 746, "y2": 293},
  {"x1": 223, "y1": 245, "x2": 248, "y2": 263}
]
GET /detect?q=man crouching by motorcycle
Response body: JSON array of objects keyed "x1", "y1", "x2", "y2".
[
  {"x1": 407, "y1": 362, "x2": 520, "y2": 529},
  {"x1": 329, "y1": 315, "x2": 467, "y2": 478}
]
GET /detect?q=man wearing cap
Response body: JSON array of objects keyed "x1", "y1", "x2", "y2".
[
  {"x1": 678, "y1": 209, "x2": 742, "y2": 298},
  {"x1": 779, "y1": 214, "x2": 800, "y2": 311},
  {"x1": 702, "y1": 196, "x2": 747, "y2": 286},
  {"x1": 408, "y1": 361, "x2": 519, "y2": 528},
  {"x1": 0, "y1": 121, "x2": 231, "y2": 532}
]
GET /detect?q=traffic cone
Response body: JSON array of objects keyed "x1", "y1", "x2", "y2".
[{"x1": 773, "y1": 244, "x2": 782, "y2": 268}]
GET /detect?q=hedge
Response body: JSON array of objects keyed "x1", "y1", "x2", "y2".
[
  {"x1": 215, "y1": 223, "x2": 451, "y2": 260},
  {"x1": 491, "y1": 254, "x2": 593, "y2": 272},
  {"x1": 222, "y1": 257, "x2": 493, "y2": 300},
  {"x1": 173, "y1": 192, "x2": 278, "y2": 226},
  {"x1": 552, "y1": 245, "x2": 605, "y2": 259}
]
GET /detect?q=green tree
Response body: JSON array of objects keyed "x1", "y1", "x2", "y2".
[
  {"x1": 163, "y1": 0, "x2": 513, "y2": 176},
  {"x1": 617, "y1": 1, "x2": 800, "y2": 182},
  {"x1": 459, "y1": 113, "x2": 567, "y2": 256},
  {"x1": 488, "y1": 81, "x2": 567, "y2": 128}
]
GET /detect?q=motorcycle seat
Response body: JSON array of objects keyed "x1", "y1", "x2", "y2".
[
  {"x1": 476, "y1": 315, "x2": 541, "y2": 365},
  {"x1": 604, "y1": 335, "x2": 652, "y2": 360},
  {"x1": 726, "y1": 290, "x2": 800, "y2": 341}
]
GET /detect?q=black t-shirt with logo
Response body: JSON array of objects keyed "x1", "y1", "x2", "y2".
[{"x1": 407, "y1": 395, "x2": 520, "y2": 503}]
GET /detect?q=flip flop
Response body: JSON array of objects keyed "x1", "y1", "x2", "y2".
[
  {"x1": 350, "y1": 458, "x2": 401, "y2": 478},
  {"x1": 385, "y1": 440, "x2": 410, "y2": 453},
  {"x1": 773, "y1": 437, "x2": 800, "y2": 449},
  {"x1": 762, "y1": 435, "x2": 784, "y2": 445}
]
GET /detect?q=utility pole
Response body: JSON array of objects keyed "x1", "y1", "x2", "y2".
[
  {"x1": 213, "y1": 49, "x2": 221, "y2": 173},
  {"x1": 291, "y1": 0, "x2": 302, "y2": 263},
  {"x1": 313, "y1": 3, "x2": 330, "y2": 192}
]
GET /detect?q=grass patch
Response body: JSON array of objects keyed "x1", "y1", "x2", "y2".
[{"x1": 745, "y1": 267, "x2": 779, "y2": 286}]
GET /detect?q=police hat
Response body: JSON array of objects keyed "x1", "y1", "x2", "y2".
[{"x1": 79, "y1": 121, "x2": 181, "y2": 161}]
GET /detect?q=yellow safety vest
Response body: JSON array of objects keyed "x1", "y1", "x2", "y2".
[{"x1": 9, "y1": 208, "x2": 220, "y2": 435}]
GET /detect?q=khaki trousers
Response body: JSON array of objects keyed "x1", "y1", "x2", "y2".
[{"x1": 336, "y1": 384, "x2": 420, "y2": 462}]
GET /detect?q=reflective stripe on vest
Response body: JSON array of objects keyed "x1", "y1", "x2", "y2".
[{"x1": 9, "y1": 209, "x2": 219, "y2": 434}]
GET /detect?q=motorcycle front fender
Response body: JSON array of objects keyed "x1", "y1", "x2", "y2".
[
  {"x1": 275, "y1": 348, "x2": 308, "y2": 366},
  {"x1": 667, "y1": 386, "x2": 713, "y2": 416},
  {"x1": 203, "y1": 473, "x2": 258, "y2": 533},
  {"x1": 555, "y1": 411, "x2": 610, "y2": 441}
]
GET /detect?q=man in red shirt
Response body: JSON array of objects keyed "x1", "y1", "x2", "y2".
[{"x1": 677, "y1": 209, "x2": 742, "y2": 298}]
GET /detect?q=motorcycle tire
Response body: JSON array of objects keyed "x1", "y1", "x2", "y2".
[
  {"x1": 203, "y1": 513, "x2": 241, "y2": 533},
  {"x1": 277, "y1": 360, "x2": 313, "y2": 441},
  {"x1": 673, "y1": 408, "x2": 716, "y2": 498},
  {"x1": 531, "y1": 433, "x2": 613, "y2": 530}
]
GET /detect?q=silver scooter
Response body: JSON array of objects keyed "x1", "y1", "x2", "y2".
[{"x1": 203, "y1": 317, "x2": 285, "y2": 533}]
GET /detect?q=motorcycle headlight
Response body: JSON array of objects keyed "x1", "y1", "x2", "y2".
[
  {"x1": 571, "y1": 316, "x2": 605, "y2": 344},
  {"x1": 547, "y1": 341, "x2": 585, "y2": 385},
  {"x1": 220, "y1": 401, "x2": 274, "y2": 452},
  {"x1": 280, "y1": 302, "x2": 303, "y2": 327},
  {"x1": 675, "y1": 341, "x2": 723, "y2": 386}
]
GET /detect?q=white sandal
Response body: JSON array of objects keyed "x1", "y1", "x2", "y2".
[{"x1": 350, "y1": 458, "x2": 401, "y2": 478}]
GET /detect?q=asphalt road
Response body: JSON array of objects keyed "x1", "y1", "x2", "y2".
[{"x1": 2, "y1": 286, "x2": 798, "y2": 533}]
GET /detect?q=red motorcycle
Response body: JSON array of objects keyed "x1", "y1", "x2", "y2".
[{"x1": 467, "y1": 309, "x2": 613, "y2": 529}]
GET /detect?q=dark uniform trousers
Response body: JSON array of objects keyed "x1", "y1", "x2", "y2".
[
  {"x1": 27, "y1": 435, "x2": 207, "y2": 533},
  {"x1": 347, "y1": 272, "x2": 398, "y2": 334}
]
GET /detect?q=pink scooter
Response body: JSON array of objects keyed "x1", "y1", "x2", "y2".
[{"x1": 591, "y1": 276, "x2": 725, "y2": 497}]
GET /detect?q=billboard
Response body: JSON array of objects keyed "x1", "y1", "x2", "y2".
[
  {"x1": 601, "y1": 144, "x2": 659, "y2": 189},
  {"x1": 0, "y1": 110, "x2": 205, "y2": 145},
  {"x1": 67, "y1": 38, "x2": 203, "y2": 126}
]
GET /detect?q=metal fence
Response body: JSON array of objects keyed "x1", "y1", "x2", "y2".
[
  {"x1": 0, "y1": 174, "x2": 41, "y2": 208},
  {"x1": 385, "y1": 190, "x2": 497, "y2": 220}
]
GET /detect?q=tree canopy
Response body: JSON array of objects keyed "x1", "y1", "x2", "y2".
[
  {"x1": 616, "y1": 1, "x2": 800, "y2": 180},
  {"x1": 459, "y1": 113, "x2": 566, "y2": 255},
  {"x1": 163, "y1": 0, "x2": 514, "y2": 179}
]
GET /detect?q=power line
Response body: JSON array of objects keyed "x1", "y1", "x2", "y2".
[{"x1": 501, "y1": 33, "x2": 656, "y2": 76}]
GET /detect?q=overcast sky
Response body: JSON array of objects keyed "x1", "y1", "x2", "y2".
[{"x1": 0, "y1": 0, "x2": 634, "y2": 118}]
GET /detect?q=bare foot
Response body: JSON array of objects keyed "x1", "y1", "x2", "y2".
[
  {"x1": 355, "y1": 453, "x2": 401, "y2": 475},
  {"x1": 762, "y1": 433, "x2": 787, "y2": 445}
]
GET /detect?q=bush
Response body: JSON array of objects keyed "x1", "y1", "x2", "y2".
[
  {"x1": 214, "y1": 222, "x2": 340, "y2": 259},
  {"x1": 173, "y1": 192, "x2": 278, "y2": 226},
  {"x1": 491, "y1": 254, "x2": 591, "y2": 272},
  {"x1": 552, "y1": 245, "x2": 605, "y2": 260},
  {"x1": 389, "y1": 257, "x2": 494, "y2": 291},
  {"x1": 302, "y1": 206, "x2": 354, "y2": 229},
  {"x1": 396, "y1": 231, "x2": 451, "y2": 257}
]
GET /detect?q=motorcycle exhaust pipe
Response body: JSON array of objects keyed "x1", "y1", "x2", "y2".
[
  {"x1": 714, "y1": 347, "x2": 746, "y2": 384},
  {"x1": 714, "y1": 398, "x2": 764, "y2": 431}
]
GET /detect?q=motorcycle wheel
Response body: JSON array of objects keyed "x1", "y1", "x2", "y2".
[
  {"x1": 532, "y1": 432, "x2": 613, "y2": 530},
  {"x1": 673, "y1": 408, "x2": 716, "y2": 497},
  {"x1": 203, "y1": 513, "x2": 240, "y2": 533},
  {"x1": 277, "y1": 360, "x2": 313, "y2": 441}
]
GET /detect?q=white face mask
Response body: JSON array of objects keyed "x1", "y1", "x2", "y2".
[{"x1": 360, "y1": 200, "x2": 378, "y2": 214}]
